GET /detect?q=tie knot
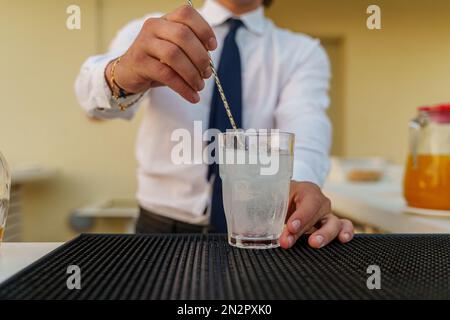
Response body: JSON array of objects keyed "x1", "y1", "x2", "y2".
[{"x1": 227, "y1": 18, "x2": 244, "y2": 34}]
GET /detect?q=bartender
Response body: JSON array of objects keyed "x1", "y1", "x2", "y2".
[{"x1": 75, "y1": 0, "x2": 354, "y2": 249}]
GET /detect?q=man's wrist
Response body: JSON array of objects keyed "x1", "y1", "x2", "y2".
[
  {"x1": 104, "y1": 60, "x2": 114, "y2": 93},
  {"x1": 104, "y1": 58, "x2": 145, "y2": 111},
  {"x1": 105, "y1": 58, "x2": 136, "y2": 98}
]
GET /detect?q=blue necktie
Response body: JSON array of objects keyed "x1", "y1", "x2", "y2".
[{"x1": 208, "y1": 19, "x2": 244, "y2": 233}]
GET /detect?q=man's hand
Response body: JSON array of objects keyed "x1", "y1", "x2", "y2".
[
  {"x1": 106, "y1": 5, "x2": 217, "y2": 104},
  {"x1": 279, "y1": 181, "x2": 354, "y2": 249}
]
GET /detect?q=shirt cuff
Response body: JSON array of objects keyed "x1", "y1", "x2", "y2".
[
  {"x1": 292, "y1": 160, "x2": 328, "y2": 187},
  {"x1": 91, "y1": 57, "x2": 114, "y2": 110},
  {"x1": 91, "y1": 55, "x2": 144, "y2": 117}
]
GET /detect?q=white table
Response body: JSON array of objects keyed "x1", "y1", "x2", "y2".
[
  {"x1": 324, "y1": 180, "x2": 450, "y2": 233},
  {"x1": 0, "y1": 242, "x2": 62, "y2": 284}
]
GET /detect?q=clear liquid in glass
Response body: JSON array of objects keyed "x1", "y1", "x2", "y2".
[{"x1": 220, "y1": 148, "x2": 293, "y2": 249}]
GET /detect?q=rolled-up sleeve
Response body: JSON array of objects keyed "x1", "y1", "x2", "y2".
[
  {"x1": 74, "y1": 15, "x2": 158, "y2": 120},
  {"x1": 274, "y1": 39, "x2": 332, "y2": 187}
]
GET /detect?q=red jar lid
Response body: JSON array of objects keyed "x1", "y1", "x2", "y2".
[
  {"x1": 432, "y1": 104, "x2": 450, "y2": 112},
  {"x1": 418, "y1": 106, "x2": 431, "y2": 112},
  {"x1": 427, "y1": 103, "x2": 450, "y2": 124},
  {"x1": 418, "y1": 104, "x2": 450, "y2": 112}
]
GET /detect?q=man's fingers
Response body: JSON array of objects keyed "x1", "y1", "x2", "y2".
[
  {"x1": 279, "y1": 230, "x2": 294, "y2": 249},
  {"x1": 337, "y1": 219, "x2": 354, "y2": 243},
  {"x1": 165, "y1": 5, "x2": 217, "y2": 51},
  {"x1": 112, "y1": 7, "x2": 216, "y2": 97},
  {"x1": 146, "y1": 38, "x2": 205, "y2": 92},
  {"x1": 308, "y1": 214, "x2": 341, "y2": 249},
  {"x1": 137, "y1": 55, "x2": 200, "y2": 103},
  {"x1": 286, "y1": 194, "x2": 330, "y2": 235},
  {"x1": 279, "y1": 195, "x2": 329, "y2": 249},
  {"x1": 154, "y1": 19, "x2": 212, "y2": 79}
]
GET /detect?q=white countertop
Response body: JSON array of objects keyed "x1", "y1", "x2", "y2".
[
  {"x1": 0, "y1": 242, "x2": 63, "y2": 284},
  {"x1": 324, "y1": 180, "x2": 450, "y2": 233}
]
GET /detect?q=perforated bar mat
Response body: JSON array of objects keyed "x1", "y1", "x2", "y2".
[{"x1": 0, "y1": 234, "x2": 449, "y2": 300}]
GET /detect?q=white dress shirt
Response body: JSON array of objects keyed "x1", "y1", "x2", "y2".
[{"x1": 75, "y1": 0, "x2": 332, "y2": 225}]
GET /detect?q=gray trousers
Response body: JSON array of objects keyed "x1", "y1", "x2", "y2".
[{"x1": 135, "y1": 207, "x2": 211, "y2": 234}]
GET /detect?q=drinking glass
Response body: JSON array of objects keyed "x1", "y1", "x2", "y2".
[
  {"x1": 218, "y1": 130, "x2": 294, "y2": 249},
  {"x1": 0, "y1": 151, "x2": 11, "y2": 246}
]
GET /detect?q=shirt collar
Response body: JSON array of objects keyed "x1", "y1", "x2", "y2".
[{"x1": 200, "y1": 0, "x2": 266, "y2": 36}]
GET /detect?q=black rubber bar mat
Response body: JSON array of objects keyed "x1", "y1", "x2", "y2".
[{"x1": 0, "y1": 233, "x2": 449, "y2": 300}]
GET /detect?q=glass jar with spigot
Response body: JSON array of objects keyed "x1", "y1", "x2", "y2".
[{"x1": 404, "y1": 104, "x2": 450, "y2": 210}]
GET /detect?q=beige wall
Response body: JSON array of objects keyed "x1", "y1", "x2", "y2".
[
  {"x1": 0, "y1": 0, "x2": 142, "y2": 241},
  {"x1": 267, "y1": 0, "x2": 450, "y2": 159},
  {"x1": 1, "y1": 0, "x2": 449, "y2": 241}
]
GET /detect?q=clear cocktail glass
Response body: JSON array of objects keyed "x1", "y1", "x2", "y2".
[{"x1": 218, "y1": 130, "x2": 294, "y2": 249}]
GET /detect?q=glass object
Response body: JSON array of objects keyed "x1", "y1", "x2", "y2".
[
  {"x1": 0, "y1": 151, "x2": 11, "y2": 245},
  {"x1": 404, "y1": 104, "x2": 450, "y2": 210},
  {"x1": 218, "y1": 130, "x2": 294, "y2": 249}
]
